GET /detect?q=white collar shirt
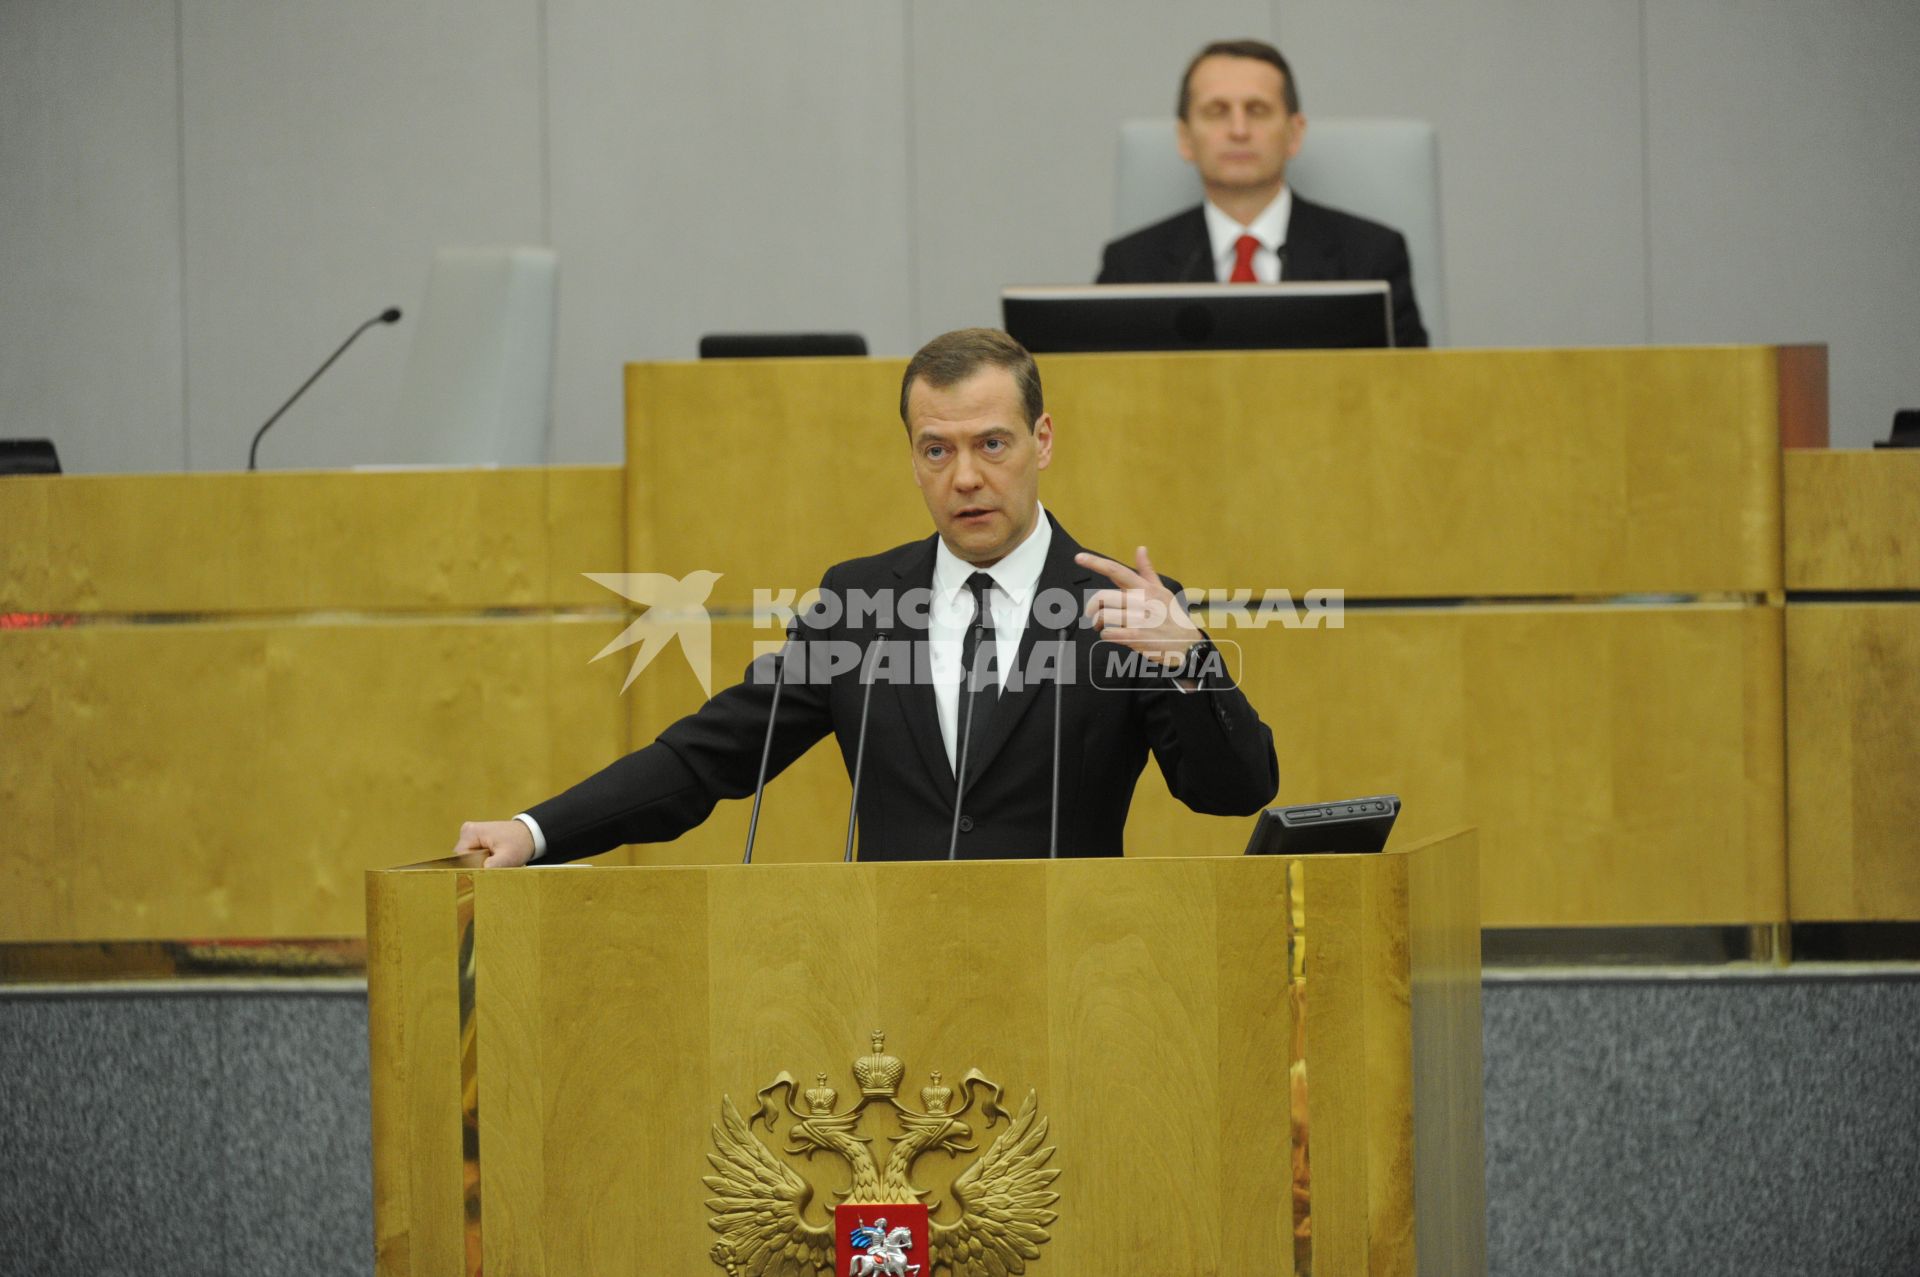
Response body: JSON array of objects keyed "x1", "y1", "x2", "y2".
[
  {"x1": 1203, "y1": 186, "x2": 1293, "y2": 283},
  {"x1": 928, "y1": 504, "x2": 1052, "y2": 769}
]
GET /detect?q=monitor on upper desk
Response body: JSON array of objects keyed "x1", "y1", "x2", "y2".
[{"x1": 1002, "y1": 282, "x2": 1394, "y2": 354}]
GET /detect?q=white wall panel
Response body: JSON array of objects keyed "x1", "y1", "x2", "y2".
[
  {"x1": 1644, "y1": 0, "x2": 1920, "y2": 449},
  {"x1": 543, "y1": 0, "x2": 913, "y2": 464},
  {"x1": 9, "y1": 5, "x2": 1919, "y2": 471},
  {"x1": 179, "y1": 0, "x2": 546, "y2": 472},
  {"x1": 1276, "y1": 0, "x2": 1649, "y2": 349},
  {"x1": 906, "y1": 0, "x2": 1272, "y2": 343},
  {"x1": 0, "y1": 0, "x2": 185, "y2": 474}
]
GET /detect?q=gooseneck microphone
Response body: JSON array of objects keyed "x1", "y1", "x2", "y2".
[
  {"x1": 1049, "y1": 626, "x2": 1069, "y2": 859},
  {"x1": 947, "y1": 672, "x2": 977, "y2": 862},
  {"x1": 842, "y1": 631, "x2": 891, "y2": 863},
  {"x1": 247, "y1": 306, "x2": 403, "y2": 471},
  {"x1": 743, "y1": 616, "x2": 803, "y2": 865}
]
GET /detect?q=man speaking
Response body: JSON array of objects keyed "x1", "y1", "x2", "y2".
[
  {"x1": 454, "y1": 328, "x2": 1278, "y2": 867},
  {"x1": 1098, "y1": 39, "x2": 1429, "y2": 347}
]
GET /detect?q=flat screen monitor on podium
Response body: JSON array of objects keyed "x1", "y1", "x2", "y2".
[{"x1": 1002, "y1": 282, "x2": 1394, "y2": 353}]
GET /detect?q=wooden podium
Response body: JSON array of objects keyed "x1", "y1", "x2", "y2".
[{"x1": 367, "y1": 830, "x2": 1484, "y2": 1276}]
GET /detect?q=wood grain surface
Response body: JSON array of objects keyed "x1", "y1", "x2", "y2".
[
  {"x1": 628, "y1": 348, "x2": 1791, "y2": 603},
  {"x1": 607, "y1": 603, "x2": 1785, "y2": 929},
  {"x1": 1785, "y1": 604, "x2": 1920, "y2": 921},
  {"x1": 367, "y1": 836, "x2": 1483, "y2": 1276},
  {"x1": 366, "y1": 867, "x2": 465, "y2": 1277},
  {"x1": 0, "y1": 465, "x2": 623, "y2": 614},
  {"x1": 1784, "y1": 450, "x2": 1920, "y2": 590},
  {"x1": 0, "y1": 616, "x2": 627, "y2": 941}
]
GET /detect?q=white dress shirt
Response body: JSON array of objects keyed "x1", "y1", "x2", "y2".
[
  {"x1": 1202, "y1": 186, "x2": 1293, "y2": 283},
  {"x1": 928, "y1": 505, "x2": 1051, "y2": 770}
]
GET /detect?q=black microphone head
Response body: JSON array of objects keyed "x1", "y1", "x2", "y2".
[{"x1": 379, "y1": 307, "x2": 402, "y2": 324}]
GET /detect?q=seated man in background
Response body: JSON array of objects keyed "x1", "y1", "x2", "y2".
[{"x1": 1097, "y1": 38, "x2": 1429, "y2": 347}]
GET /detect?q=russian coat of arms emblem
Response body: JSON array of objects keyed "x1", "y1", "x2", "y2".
[{"x1": 704, "y1": 1032, "x2": 1059, "y2": 1276}]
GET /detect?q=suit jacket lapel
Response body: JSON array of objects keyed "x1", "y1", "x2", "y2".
[
  {"x1": 1280, "y1": 194, "x2": 1341, "y2": 282},
  {"x1": 962, "y1": 516, "x2": 1097, "y2": 787},
  {"x1": 1163, "y1": 206, "x2": 1215, "y2": 283},
  {"x1": 887, "y1": 536, "x2": 955, "y2": 796}
]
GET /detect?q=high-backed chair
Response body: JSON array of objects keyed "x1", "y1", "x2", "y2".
[
  {"x1": 391, "y1": 246, "x2": 557, "y2": 465},
  {"x1": 1113, "y1": 119, "x2": 1447, "y2": 345}
]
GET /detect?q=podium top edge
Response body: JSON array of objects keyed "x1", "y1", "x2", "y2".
[{"x1": 368, "y1": 831, "x2": 1475, "y2": 876}]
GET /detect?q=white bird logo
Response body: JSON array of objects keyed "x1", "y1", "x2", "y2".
[{"x1": 584, "y1": 570, "x2": 724, "y2": 696}]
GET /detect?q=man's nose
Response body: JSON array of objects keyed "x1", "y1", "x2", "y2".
[
  {"x1": 953, "y1": 454, "x2": 983, "y2": 490},
  {"x1": 1228, "y1": 106, "x2": 1251, "y2": 136}
]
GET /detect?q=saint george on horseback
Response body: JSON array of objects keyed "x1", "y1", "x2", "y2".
[{"x1": 846, "y1": 1218, "x2": 919, "y2": 1277}]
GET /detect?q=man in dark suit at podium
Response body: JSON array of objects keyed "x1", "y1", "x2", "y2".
[
  {"x1": 1097, "y1": 39, "x2": 1429, "y2": 348},
  {"x1": 454, "y1": 328, "x2": 1278, "y2": 866}
]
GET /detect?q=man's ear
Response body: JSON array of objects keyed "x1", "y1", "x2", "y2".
[
  {"x1": 1286, "y1": 112, "x2": 1307, "y2": 162},
  {"x1": 1034, "y1": 413, "x2": 1054, "y2": 470},
  {"x1": 1175, "y1": 119, "x2": 1196, "y2": 166}
]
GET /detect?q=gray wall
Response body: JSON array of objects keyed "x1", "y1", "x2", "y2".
[
  {"x1": 1483, "y1": 973, "x2": 1920, "y2": 1275},
  {"x1": 0, "y1": 986, "x2": 371, "y2": 1277},
  {"x1": 4, "y1": 0, "x2": 1917, "y2": 474},
  {"x1": 5, "y1": 973, "x2": 1917, "y2": 1276}
]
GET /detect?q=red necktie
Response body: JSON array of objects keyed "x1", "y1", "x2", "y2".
[{"x1": 1230, "y1": 233, "x2": 1261, "y2": 283}]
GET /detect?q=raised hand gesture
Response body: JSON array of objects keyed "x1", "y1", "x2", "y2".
[{"x1": 1076, "y1": 545, "x2": 1202, "y2": 671}]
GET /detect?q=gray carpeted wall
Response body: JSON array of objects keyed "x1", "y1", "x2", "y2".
[
  {"x1": 1482, "y1": 974, "x2": 1920, "y2": 1275},
  {"x1": 3, "y1": 974, "x2": 1916, "y2": 1276}
]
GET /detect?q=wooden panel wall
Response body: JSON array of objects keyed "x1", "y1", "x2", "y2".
[
  {"x1": 0, "y1": 467, "x2": 621, "y2": 613},
  {"x1": 622, "y1": 349, "x2": 1803, "y2": 929},
  {"x1": 1783, "y1": 450, "x2": 1920, "y2": 923},
  {"x1": 14, "y1": 351, "x2": 1893, "y2": 942},
  {"x1": 617, "y1": 605, "x2": 1783, "y2": 928},
  {"x1": 630, "y1": 347, "x2": 1797, "y2": 604},
  {"x1": 1784, "y1": 450, "x2": 1920, "y2": 591},
  {"x1": 0, "y1": 467, "x2": 630, "y2": 943}
]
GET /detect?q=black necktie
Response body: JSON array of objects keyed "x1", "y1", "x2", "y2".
[{"x1": 958, "y1": 571, "x2": 1000, "y2": 768}]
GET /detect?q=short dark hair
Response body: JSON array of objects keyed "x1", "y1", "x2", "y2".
[
  {"x1": 899, "y1": 328, "x2": 1045, "y2": 434},
  {"x1": 1177, "y1": 39, "x2": 1299, "y2": 118}
]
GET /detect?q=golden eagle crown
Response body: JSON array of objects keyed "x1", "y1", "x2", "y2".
[{"x1": 851, "y1": 1030, "x2": 904, "y2": 1097}]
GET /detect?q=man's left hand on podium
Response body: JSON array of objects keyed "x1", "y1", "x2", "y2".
[{"x1": 452, "y1": 819, "x2": 535, "y2": 868}]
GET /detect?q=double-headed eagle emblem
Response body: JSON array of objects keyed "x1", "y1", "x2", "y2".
[{"x1": 705, "y1": 1032, "x2": 1060, "y2": 1276}]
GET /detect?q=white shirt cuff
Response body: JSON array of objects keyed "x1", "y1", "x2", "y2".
[{"x1": 512, "y1": 813, "x2": 547, "y2": 861}]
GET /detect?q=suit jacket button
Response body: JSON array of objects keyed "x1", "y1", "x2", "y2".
[{"x1": 958, "y1": 815, "x2": 975, "y2": 833}]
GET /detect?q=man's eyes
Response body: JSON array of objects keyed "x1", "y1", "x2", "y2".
[
  {"x1": 1200, "y1": 100, "x2": 1273, "y2": 119},
  {"x1": 923, "y1": 438, "x2": 1008, "y2": 460}
]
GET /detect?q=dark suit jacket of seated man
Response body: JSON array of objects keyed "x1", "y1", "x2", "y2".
[
  {"x1": 453, "y1": 328, "x2": 1279, "y2": 867},
  {"x1": 1097, "y1": 38, "x2": 1429, "y2": 349}
]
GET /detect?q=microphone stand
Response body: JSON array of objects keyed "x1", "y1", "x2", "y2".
[
  {"x1": 743, "y1": 617, "x2": 802, "y2": 865},
  {"x1": 947, "y1": 616, "x2": 986, "y2": 862},
  {"x1": 842, "y1": 632, "x2": 889, "y2": 862},
  {"x1": 1050, "y1": 626, "x2": 1069, "y2": 858},
  {"x1": 247, "y1": 307, "x2": 401, "y2": 471}
]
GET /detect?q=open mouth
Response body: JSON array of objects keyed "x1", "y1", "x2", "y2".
[{"x1": 955, "y1": 507, "x2": 995, "y2": 524}]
